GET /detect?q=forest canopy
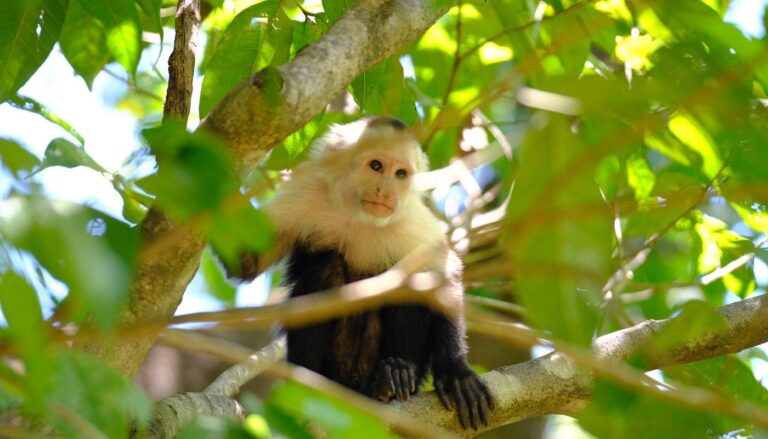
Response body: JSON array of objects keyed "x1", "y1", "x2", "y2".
[{"x1": 2, "y1": 0, "x2": 768, "y2": 437}]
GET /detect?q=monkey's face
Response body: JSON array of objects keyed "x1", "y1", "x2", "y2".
[{"x1": 335, "y1": 146, "x2": 420, "y2": 226}]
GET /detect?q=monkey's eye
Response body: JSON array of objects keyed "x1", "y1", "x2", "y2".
[
  {"x1": 395, "y1": 169, "x2": 408, "y2": 179},
  {"x1": 369, "y1": 160, "x2": 383, "y2": 172}
]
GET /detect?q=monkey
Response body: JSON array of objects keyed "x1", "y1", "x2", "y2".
[{"x1": 231, "y1": 116, "x2": 495, "y2": 430}]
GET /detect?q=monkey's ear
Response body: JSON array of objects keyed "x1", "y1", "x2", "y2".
[{"x1": 367, "y1": 116, "x2": 408, "y2": 130}]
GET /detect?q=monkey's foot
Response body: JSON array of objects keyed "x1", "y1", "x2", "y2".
[
  {"x1": 371, "y1": 357, "x2": 417, "y2": 403},
  {"x1": 434, "y1": 373, "x2": 495, "y2": 431}
]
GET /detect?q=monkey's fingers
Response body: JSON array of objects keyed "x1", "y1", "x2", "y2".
[
  {"x1": 391, "y1": 365, "x2": 405, "y2": 401},
  {"x1": 460, "y1": 377, "x2": 487, "y2": 430},
  {"x1": 451, "y1": 378, "x2": 470, "y2": 429},
  {"x1": 383, "y1": 364, "x2": 396, "y2": 396},
  {"x1": 381, "y1": 357, "x2": 417, "y2": 402},
  {"x1": 371, "y1": 364, "x2": 396, "y2": 402},
  {"x1": 434, "y1": 378, "x2": 454, "y2": 411},
  {"x1": 465, "y1": 377, "x2": 490, "y2": 428},
  {"x1": 476, "y1": 376, "x2": 495, "y2": 411},
  {"x1": 399, "y1": 368, "x2": 411, "y2": 401}
]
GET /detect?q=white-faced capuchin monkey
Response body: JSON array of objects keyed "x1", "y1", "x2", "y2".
[{"x1": 230, "y1": 116, "x2": 495, "y2": 430}]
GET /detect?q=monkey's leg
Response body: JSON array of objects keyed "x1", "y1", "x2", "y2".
[
  {"x1": 429, "y1": 313, "x2": 495, "y2": 431},
  {"x1": 370, "y1": 305, "x2": 431, "y2": 402}
]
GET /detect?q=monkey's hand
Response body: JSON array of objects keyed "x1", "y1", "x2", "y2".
[
  {"x1": 370, "y1": 357, "x2": 417, "y2": 403},
  {"x1": 434, "y1": 372, "x2": 495, "y2": 430}
]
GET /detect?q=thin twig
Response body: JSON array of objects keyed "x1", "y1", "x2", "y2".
[
  {"x1": 441, "y1": 0, "x2": 463, "y2": 107},
  {"x1": 102, "y1": 68, "x2": 164, "y2": 102},
  {"x1": 163, "y1": 0, "x2": 201, "y2": 123}
]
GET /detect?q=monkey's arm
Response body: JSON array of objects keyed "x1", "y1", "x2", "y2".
[
  {"x1": 429, "y1": 309, "x2": 495, "y2": 430},
  {"x1": 221, "y1": 229, "x2": 294, "y2": 280},
  {"x1": 429, "y1": 254, "x2": 495, "y2": 430}
]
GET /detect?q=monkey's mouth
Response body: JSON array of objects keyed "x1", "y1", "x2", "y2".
[{"x1": 361, "y1": 199, "x2": 395, "y2": 218}]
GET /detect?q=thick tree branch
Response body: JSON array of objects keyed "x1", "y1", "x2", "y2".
[
  {"x1": 146, "y1": 295, "x2": 768, "y2": 437},
  {"x1": 144, "y1": 334, "x2": 284, "y2": 439},
  {"x1": 388, "y1": 295, "x2": 768, "y2": 436},
  {"x1": 202, "y1": 0, "x2": 452, "y2": 168},
  {"x1": 80, "y1": 0, "x2": 206, "y2": 377}
]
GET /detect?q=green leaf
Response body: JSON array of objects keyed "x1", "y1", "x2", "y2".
[
  {"x1": 240, "y1": 393, "x2": 299, "y2": 439},
  {"x1": 666, "y1": 356, "x2": 768, "y2": 408},
  {"x1": 290, "y1": 17, "x2": 322, "y2": 58},
  {"x1": 59, "y1": 0, "x2": 110, "y2": 86},
  {"x1": 1, "y1": 197, "x2": 138, "y2": 330},
  {"x1": 200, "y1": 247, "x2": 237, "y2": 304},
  {"x1": 206, "y1": 203, "x2": 274, "y2": 272},
  {"x1": 646, "y1": 301, "x2": 728, "y2": 360},
  {"x1": 595, "y1": 155, "x2": 621, "y2": 200},
  {"x1": 0, "y1": 363, "x2": 23, "y2": 412},
  {"x1": 0, "y1": 271, "x2": 51, "y2": 408},
  {"x1": 487, "y1": 0, "x2": 542, "y2": 82},
  {"x1": 580, "y1": 380, "x2": 733, "y2": 438},
  {"x1": 411, "y1": 25, "x2": 454, "y2": 100},
  {"x1": 178, "y1": 416, "x2": 254, "y2": 439},
  {"x1": 38, "y1": 138, "x2": 107, "y2": 173},
  {"x1": 647, "y1": 0, "x2": 768, "y2": 90},
  {"x1": 540, "y1": 7, "x2": 590, "y2": 78},
  {"x1": 268, "y1": 381, "x2": 397, "y2": 439},
  {"x1": 0, "y1": 0, "x2": 68, "y2": 101},
  {"x1": 9, "y1": 95, "x2": 85, "y2": 144},
  {"x1": 264, "y1": 113, "x2": 348, "y2": 170},
  {"x1": 135, "y1": 0, "x2": 163, "y2": 36},
  {"x1": 727, "y1": 122, "x2": 768, "y2": 185},
  {"x1": 667, "y1": 112, "x2": 723, "y2": 179},
  {"x1": 506, "y1": 116, "x2": 611, "y2": 345},
  {"x1": 199, "y1": 0, "x2": 293, "y2": 117},
  {"x1": 50, "y1": 351, "x2": 151, "y2": 439},
  {"x1": 350, "y1": 57, "x2": 418, "y2": 123},
  {"x1": 0, "y1": 138, "x2": 40, "y2": 176},
  {"x1": 0, "y1": 272, "x2": 46, "y2": 353},
  {"x1": 693, "y1": 213, "x2": 755, "y2": 297},
  {"x1": 243, "y1": 392, "x2": 314, "y2": 439},
  {"x1": 661, "y1": 356, "x2": 768, "y2": 436},
  {"x1": 321, "y1": 0, "x2": 353, "y2": 24},
  {"x1": 141, "y1": 123, "x2": 240, "y2": 218},
  {"x1": 119, "y1": 189, "x2": 149, "y2": 223},
  {"x1": 626, "y1": 153, "x2": 656, "y2": 201},
  {"x1": 80, "y1": 0, "x2": 141, "y2": 76}
]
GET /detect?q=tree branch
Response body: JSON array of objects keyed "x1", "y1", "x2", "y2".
[
  {"x1": 79, "y1": 0, "x2": 206, "y2": 377},
  {"x1": 389, "y1": 295, "x2": 768, "y2": 436},
  {"x1": 201, "y1": 0, "x2": 452, "y2": 169},
  {"x1": 147, "y1": 295, "x2": 768, "y2": 437},
  {"x1": 163, "y1": 0, "x2": 201, "y2": 123}
]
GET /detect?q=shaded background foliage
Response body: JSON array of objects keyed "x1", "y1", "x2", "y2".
[{"x1": 2, "y1": 0, "x2": 768, "y2": 437}]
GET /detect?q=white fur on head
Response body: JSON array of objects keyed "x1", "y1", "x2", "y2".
[{"x1": 310, "y1": 117, "x2": 429, "y2": 173}]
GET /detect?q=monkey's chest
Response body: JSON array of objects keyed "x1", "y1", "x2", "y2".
[{"x1": 328, "y1": 311, "x2": 382, "y2": 389}]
